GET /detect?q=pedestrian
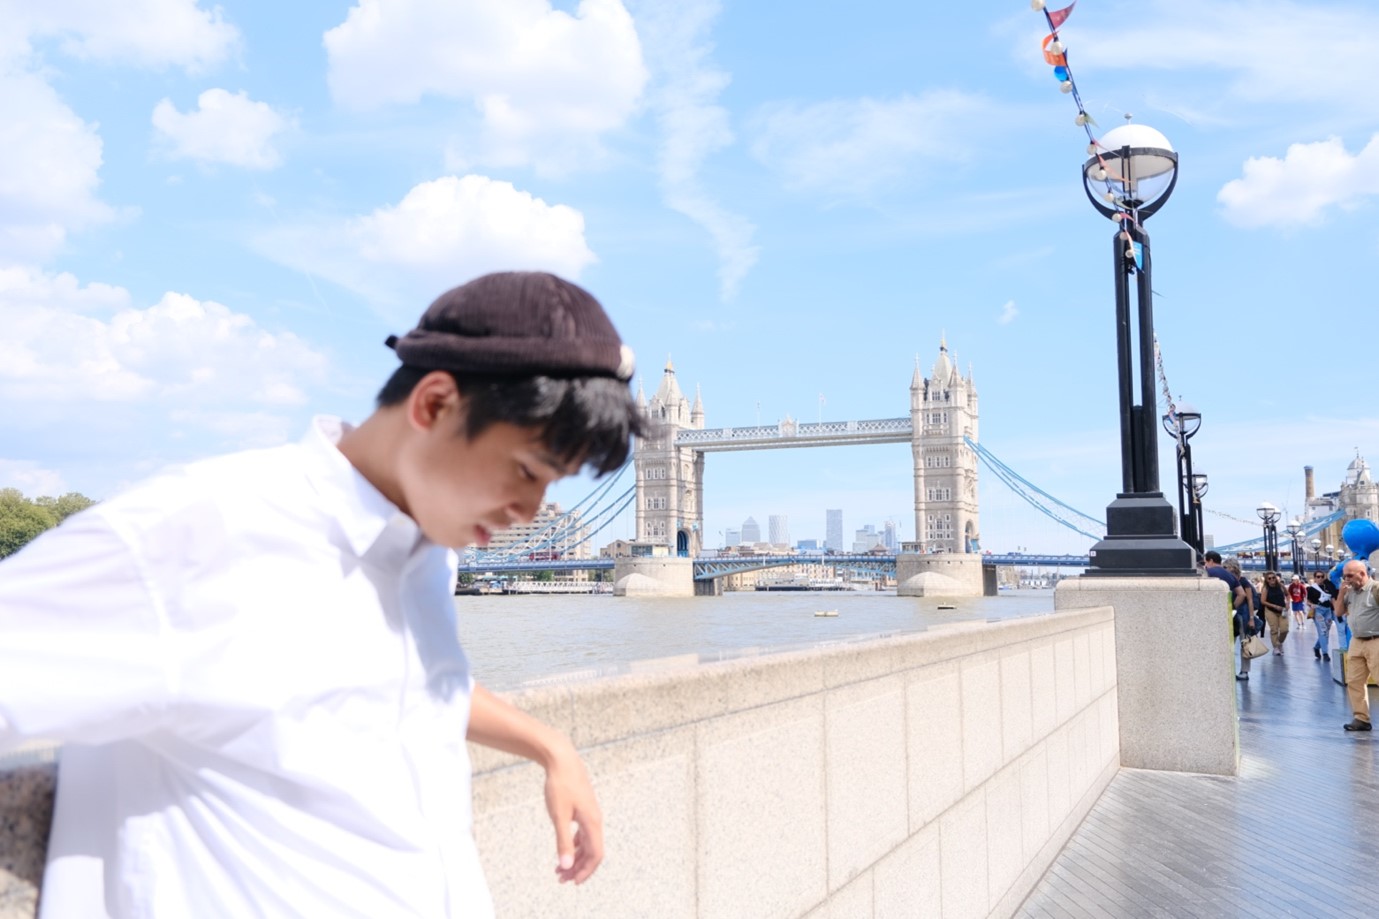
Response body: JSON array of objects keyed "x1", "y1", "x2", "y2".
[
  {"x1": 1309, "y1": 571, "x2": 1337, "y2": 662},
  {"x1": 1288, "y1": 574, "x2": 1308, "y2": 628},
  {"x1": 1260, "y1": 571, "x2": 1290, "y2": 655},
  {"x1": 0, "y1": 272, "x2": 644, "y2": 915},
  {"x1": 1336, "y1": 560, "x2": 1379, "y2": 732},
  {"x1": 1205, "y1": 552, "x2": 1250, "y2": 680},
  {"x1": 1229, "y1": 560, "x2": 1262, "y2": 679}
]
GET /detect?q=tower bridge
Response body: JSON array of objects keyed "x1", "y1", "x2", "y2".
[{"x1": 619, "y1": 342, "x2": 985, "y2": 597}]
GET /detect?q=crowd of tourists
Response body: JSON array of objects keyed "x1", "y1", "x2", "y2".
[{"x1": 1203, "y1": 551, "x2": 1379, "y2": 734}]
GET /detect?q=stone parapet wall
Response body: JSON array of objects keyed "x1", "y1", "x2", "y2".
[
  {"x1": 0, "y1": 607, "x2": 1118, "y2": 918},
  {"x1": 471, "y1": 606, "x2": 1118, "y2": 918}
]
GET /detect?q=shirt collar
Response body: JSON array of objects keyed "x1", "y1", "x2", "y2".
[{"x1": 300, "y1": 415, "x2": 423, "y2": 559}]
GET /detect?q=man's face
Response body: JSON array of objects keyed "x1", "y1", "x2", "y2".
[
  {"x1": 1342, "y1": 562, "x2": 1370, "y2": 589},
  {"x1": 394, "y1": 378, "x2": 580, "y2": 549}
]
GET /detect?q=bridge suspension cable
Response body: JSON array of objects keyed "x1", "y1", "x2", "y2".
[
  {"x1": 964, "y1": 436, "x2": 1105, "y2": 542},
  {"x1": 476, "y1": 463, "x2": 634, "y2": 561}
]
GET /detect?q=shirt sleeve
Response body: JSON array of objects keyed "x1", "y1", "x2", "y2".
[{"x1": 0, "y1": 508, "x2": 175, "y2": 750}]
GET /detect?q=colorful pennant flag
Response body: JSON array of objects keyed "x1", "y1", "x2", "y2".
[
  {"x1": 1042, "y1": 34, "x2": 1067, "y2": 66},
  {"x1": 1048, "y1": 1, "x2": 1077, "y2": 29}
]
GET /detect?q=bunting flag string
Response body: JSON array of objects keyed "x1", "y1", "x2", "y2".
[{"x1": 1030, "y1": 0, "x2": 1132, "y2": 224}]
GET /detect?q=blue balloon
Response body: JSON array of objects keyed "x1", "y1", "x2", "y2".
[
  {"x1": 1341, "y1": 518, "x2": 1379, "y2": 560},
  {"x1": 1053, "y1": 66, "x2": 1070, "y2": 81}
]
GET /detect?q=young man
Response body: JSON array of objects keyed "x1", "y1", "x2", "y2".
[
  {"x1": 1337, "y1": 560, "x2": 1379, "y2": 733},
  {"x1": 0, "y1": 272, "x2": 644, "y2": 916}
]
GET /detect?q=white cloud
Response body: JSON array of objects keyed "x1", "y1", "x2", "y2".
[
  {"x1": 998, "y1": 300, "x2": 1019, "y2": 325},
  {"x1": 1065, "y1": 1, "x2": 1379, "y2": 110},
  {"x1": 324, "y1": 0, "x2": 646, "y2": 173},
  {"x1": 0, "y1": 459, "x2": 67, "y2": 497},
  {"x1": 633, "y1": 0, "x2": 758, "y2": 301},
  {"x1": 152, "y1": 89, "x2": 294, "y2": 169},
  {"x1": 3, "y1": 0, "x2": 239, "y2": 72},
  {"x1": 255, "y1": 175, "x2": 597, "y2": 316},
  {"x1": 0, "y1": 70, "x2": 114, "y2": 263},
  {"x1": 1217, "y1": 135, "x2": 1379, "y2": 228},
  {"x1": 748, "y1": 91, "x2": 999, "y2": 198},
  {"x1": 0, "y1": 268, "x2": 330, "y2": 407}
]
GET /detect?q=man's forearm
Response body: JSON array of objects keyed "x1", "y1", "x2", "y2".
[{"x1": 467, "y1": 683, "x2": 566, "y2": 765}]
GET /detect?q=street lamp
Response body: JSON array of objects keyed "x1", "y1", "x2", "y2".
[
  {"x1": 1191, "y1": 473, "x2": 1209, "y2": 557},
  {"x1": 1257, "y1": 502, "x2": 1281, "y2": 572},
  {"x1": 1161, "y1": 402, "x2": 1202, "y2": 559},
  {"x1": 1284, "y1": 519, "x2": 1303, "y2": 577},
  {"x1": 1310, "y1": 537, "x2": 1323, "y2": 573},
  {"x1": 1081, "y1": 121, "x2": 1193, "y2": 576}
]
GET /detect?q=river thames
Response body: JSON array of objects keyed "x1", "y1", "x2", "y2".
[{"x1": 455, "y1": 588, "x2": 1059, "y2": 691}]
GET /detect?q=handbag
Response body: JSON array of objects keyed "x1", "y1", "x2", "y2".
[{"x1": 1243, "y1": 635, "x2": 1269, "y2": 659}]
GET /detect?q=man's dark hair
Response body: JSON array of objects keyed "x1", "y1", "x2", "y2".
[
  {"x1": 1204, "y1": 550, "x2": 1222, "y2": 563},
  {"x1": 377, "y1": 365, "x2": 645, "y2": 476}
]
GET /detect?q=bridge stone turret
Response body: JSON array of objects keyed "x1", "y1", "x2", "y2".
[
  {"x1": 616, "y1": 359, "x2": 703, "y2": 597},
  {"x1": 896, "y1": 340, "x2": 984, "y2": 596}
]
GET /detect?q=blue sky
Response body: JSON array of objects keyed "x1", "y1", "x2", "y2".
[{"x1": 2, "y1": 0, "x2": 1375, "y2": 554}]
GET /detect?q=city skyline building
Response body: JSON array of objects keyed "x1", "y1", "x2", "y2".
[
  {"x1": 724, "y1": 527, "x2": 741, "y2": 548},
  {"x1": 769, "y1": 514, "x2": 789, "y2": 547},
  {"x1": 852, "y1": 524, "x2": 883, "y2": 553},
  {"x1": 741, "y1": 516, "x2": 761, "y2": 544},
  {"x1": 485, "y1": 502, "x2": 591, "y2": 559},
  {"x1": 826, "y1": 509, "x2": 843, "y2": 553}
]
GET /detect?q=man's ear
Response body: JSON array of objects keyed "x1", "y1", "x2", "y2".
[{"x1": 405, "y1": 370, "x2": 461, "y2": 432}]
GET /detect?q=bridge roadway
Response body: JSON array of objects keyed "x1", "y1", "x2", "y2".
[
  {"x1": 459, "y1": 552, "x2": 1096, "y2": 581},
  {"x1": 459, "y1": 552, "x2": 1305, "y2": 581}
]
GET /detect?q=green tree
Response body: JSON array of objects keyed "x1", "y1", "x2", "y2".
[
  {"x1": 0, "y1": 489, "x2": 57, "y2": 559},
  {"x1": 0, "y1": 489, "x2": 98, "y2": 559},
  {"x1": 34, "y1": 492, "x2": 98, "y2": 524}
]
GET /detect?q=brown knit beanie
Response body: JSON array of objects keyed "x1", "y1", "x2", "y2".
[{"x1": 386, "y1": 272, "x2": 635, "y2": 381}]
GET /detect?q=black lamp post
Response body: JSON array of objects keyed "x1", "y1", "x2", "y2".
[
  {"x1": 1310, "y1": 537, "x2": 1323, "y2": 574},
  {"x1": 1285, "y1": 519, "x2": 1304, "y2": 578},
  {"x1": 1081, "y1": 121, "x2": 1194, "y2": 575},
  {"x1": 1257, "y1": 502, "x2": 1281, "y2": 572},
  {"x1": 1190, "y1": 473, "x2": 1208, "y2": 558},
  {"x1": 1162, "y1": 402, "x2": 1202, "y2": 559}
]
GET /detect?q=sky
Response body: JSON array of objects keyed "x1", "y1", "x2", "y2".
[{"x1": 2, "y1": 0, "x2": 1376, "y2": 556}]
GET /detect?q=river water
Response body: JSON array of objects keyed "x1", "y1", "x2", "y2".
[{"x1": 455, "y1": 588, "x2": 1058, "y2": 691}]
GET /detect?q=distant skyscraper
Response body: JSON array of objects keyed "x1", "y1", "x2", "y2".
[
  {"x1": 741, "y1": 516, "x2": 761, "y2": 543},
  {"x1": 882, "y1": 520, "x2": 898, "y2": 551},
  {"x1": 724, "y1": 527, "x2": 741, "y2": 547},
  {"x1": 768, "y1": 514, "x2": 789, "y2": 547},
  {"x1": 826, "y1": 509, "x2": 843, "y2": 552},
  {"x1": 852, "y1": 525, "x2": 882, "y2": 553}
]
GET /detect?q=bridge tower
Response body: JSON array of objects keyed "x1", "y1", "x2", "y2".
[
  {"x1": 909, "y1": 339, "x2": 980, "y2": 554},
  {"x1": 634, "y1": 359, "x2": 705, "y2": 556}
]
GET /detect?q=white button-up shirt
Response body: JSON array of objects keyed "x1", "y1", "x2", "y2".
[{"x1": 0, "y1": 417, "x2": 493, "y2": 918}]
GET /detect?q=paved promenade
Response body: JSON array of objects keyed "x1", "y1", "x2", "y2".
[{"x1": 1017, "y1": 619, "x2": 1377, "y2": 918}]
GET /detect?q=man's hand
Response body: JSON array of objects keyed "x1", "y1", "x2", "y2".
[
  {"x1": 542, "y1": 739, "x2": 604, "y2": 884},
  {"x1": 467, "y1": 684, "x2": 606, "y2": 884}
]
